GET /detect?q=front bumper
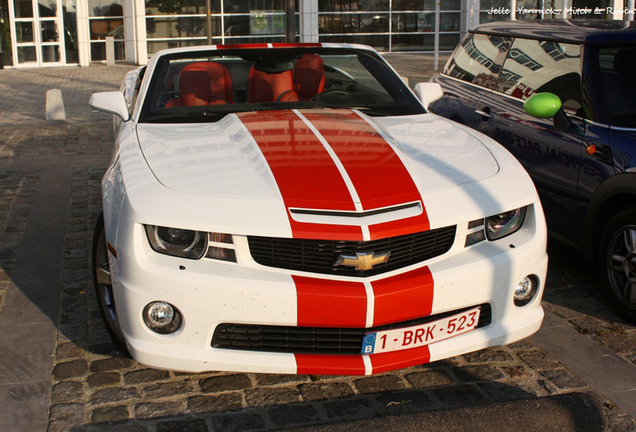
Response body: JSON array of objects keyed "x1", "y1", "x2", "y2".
[{"x1": 108, "y1": 203, "x2": 548, "y2": 375}]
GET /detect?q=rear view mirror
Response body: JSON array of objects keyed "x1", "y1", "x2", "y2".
[
  {"x1": 413, "y1": 83, "x2": 444, "y2": 110},
  {"x1": 524, "y1": 92, "x2": 572, "y2": 131},
  {"x1": 89, "y1": 91, "x2": 130, "y2": 121},
  {"x1": 523, "y1": 92, "x2": 561, "y2": 119}
]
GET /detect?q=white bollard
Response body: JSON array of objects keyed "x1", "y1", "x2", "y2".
[{"x1": 45, "y1": 89, "x2": 66, "y2": 122}]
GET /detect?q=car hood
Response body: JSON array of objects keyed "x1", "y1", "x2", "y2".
[{"x1": 137, "y1": 109, "x2": 498, "y2": 207}]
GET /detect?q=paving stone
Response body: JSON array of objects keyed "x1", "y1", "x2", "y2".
[
  {"x1": 88, "y1": 372, "x2": 121, "y2": 388},
  {"x1": 187, "y1": 393, "x2": 244, "y2": 413},
  {"x1": 540, "y1": 369, "x2": 588, "y2": 390},
  {"x1": 245, "y1": 387, "x2": 302, "y2": 406},
  {"x1": 354, "y1": 375, "x2": 407, "y2": 394},
  {"x1": 133, "y1": 402, "x2": 183, "y2": 419},
  {"x1": 299, "y1": 382, "x2": 355, "y2": 401},
  {"x1": 454, "y1": 365, "x2": 505, "y2": 382},
  {"x1": 517, "y1": 349, "x2": 562, "y2": 370},
  {"x1": 199, "y1": 374, "x2": 252, "y2": 393},
  {"x1": 323, "y1": 397, "x2": 380, "y2": 420},
  {"x1": 48, "y1": 403, "x2": 84, "y2": 432},
  {"x1": 53, "y1": 359, "x2": 89, "y2": 380},
  {"x1": 406, "y1": 370, "x2": 455, "y2": 388},
  {"x1": 124, "y1": 368, "x2": 170, "y2": 384},
  {"x1": 597, "y1": 332, "x2": 636, "y2": 354},
  {"x1": 56, "y1": 342, "x2": 85, "y2": 361},
  {"x1": 269, "y1": 404, "x2": 321, "y2": 427},
  {"x1": 141, "y1": 380, "x2": 197, "y2": 398},
  {"x1": 463, "y1": 348, "x2": 514, "y2": 363},
  {"x1": 210, "y1": 412, "x2": 266, "y2": 432},
  {"x1": 156, "y1": 419, "x2": 209, "y2": 432},
  {"x1": 255, "y1": 374, "x2": 310, "y2": 386},
  {"x1": 500, "y1": 365, "x2": 533, "y2": 379},
  {"x1": 90, "y1": 357, "x2": 136, "y2": 373},
  {"x1": 51, "y1": 381, "x2": 84, "y2": 404},
  {"x1": 91, "y1": 387, "x2": 140, "y2": 405},
  {"x1": 91, "y1": 405, "x2": 130, "y2": 423}
]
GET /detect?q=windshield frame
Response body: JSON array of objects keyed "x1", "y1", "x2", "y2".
[{"x1": 137, "y1": 46, "x2": 425, "y2": 124}]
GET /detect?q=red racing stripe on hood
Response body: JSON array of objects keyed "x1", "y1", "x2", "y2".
[
  {"x1": 237, "y1": 111, "x2": 363, "y2": 240},
  {"x1": 300, "y1": 110, "x2": 430, "y2": 239}
]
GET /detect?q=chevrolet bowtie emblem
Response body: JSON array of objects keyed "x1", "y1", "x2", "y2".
[{"x1": 334, "y1": 251, "x2": 391, "y2": 271}]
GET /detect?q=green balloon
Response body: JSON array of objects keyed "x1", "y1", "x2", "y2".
[{"x1": 523, "y1": 92, "x2": 562, "y2": 119}]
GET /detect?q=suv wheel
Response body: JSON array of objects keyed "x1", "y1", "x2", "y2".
[
  {"x1": 598, "y1": 206, "x2": 636, "y2": 324},
  {"x1": 93, "y1": 214, "x2": 130, "y2": 354}
]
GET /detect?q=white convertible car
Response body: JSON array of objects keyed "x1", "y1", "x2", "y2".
[{"x1": 90, "y1": 43, "x2": 547, "y2": 375}]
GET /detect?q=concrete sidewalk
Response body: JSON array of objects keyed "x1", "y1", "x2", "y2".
[{"x1": 0, "y1": 57, "x2": 635, "y2": 432}]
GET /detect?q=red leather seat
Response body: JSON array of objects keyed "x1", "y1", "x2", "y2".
[
  {"x1": 248, "y1": 67, "x2": 298, "y2": 103},
  {"x1": 294, "y1": 54, "x2": 325, "y2": 101},
  {"x1": 166, "y1": 62, "x2": 234, "y2": 107}
]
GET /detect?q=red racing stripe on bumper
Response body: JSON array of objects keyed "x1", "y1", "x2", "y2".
[
  {"x1": 295, "y1": 354, "x2": 366, "y2": 375},
  {"x1": 294, "y1": 346, "x2": 431, "y2": 375},
  {"x1": 369, "y1": 345, "x2": 431, "y2": 374},
  {"x1": 372, "y1": 266, "x2": 434, "y2": 327},
  {"x1": 293, "y1": 275, "x2": 367, "y2": 327}
]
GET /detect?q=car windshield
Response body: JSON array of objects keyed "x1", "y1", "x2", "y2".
[
  {"x1": 138, "y1": 46, "x2": 424, "y2": 123},
  {"x1": 593, "y1": 45, "x2": 636, "y2": 127}
]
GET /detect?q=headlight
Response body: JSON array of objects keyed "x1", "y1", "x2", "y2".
[
  {"x1": 145, "y1": 225, "x2": 208, "y2": 259},
  {"x1": 486, "y1": 206, "x2": 527, "y2": 241}
]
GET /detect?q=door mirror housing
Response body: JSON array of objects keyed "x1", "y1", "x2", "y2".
[
  {"x1": 524, "y1": 92, "x2": 572, "y2": 131},
  {"x1": 523, "y1": 92, "x2": 562, "y2": 119},
  {"x1": 89, "y1": 91, "x2": 130, "y2": 122},
  {"x1": 414, "y1": 82, "x2": 444, "y2": 111}
]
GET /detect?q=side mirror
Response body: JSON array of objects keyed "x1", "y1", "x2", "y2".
[
  {"x1": 413, "y1": 82, "x2": 444, "y2": 110},
  {"x1": 523, "y1": 92, "x2": 572, "y2": 131},
  {"x1": 89, "y1": 91, "x2": 130, "y2": 122}
]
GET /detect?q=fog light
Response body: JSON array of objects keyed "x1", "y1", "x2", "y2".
[
  {"x1": 143, "y1": 301, "x2": 182, "y2": 334},
  {"x1": 514, "y1": 276, "x2": 538, "y2": 306}
]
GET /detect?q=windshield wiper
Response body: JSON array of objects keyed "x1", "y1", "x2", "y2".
[{"x1": 312, "y1": 104, "x2": 392, "y2": 116}]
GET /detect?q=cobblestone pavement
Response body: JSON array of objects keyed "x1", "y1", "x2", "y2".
[{"x1": 0, "y1": 58, "x2": 635, "y2": 432}]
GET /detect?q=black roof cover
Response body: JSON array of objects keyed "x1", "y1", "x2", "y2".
[{"x1": 470, "y1": 19, "x2": 636, "y2": 43}]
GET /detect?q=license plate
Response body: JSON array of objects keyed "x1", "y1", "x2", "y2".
[{"x1": 361, "y1": 307, "x2": 481, "y2": 354}]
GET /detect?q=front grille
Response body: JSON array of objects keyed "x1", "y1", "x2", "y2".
[
  {"x1": 212, "y1": 304, "x2": 491, "y2": 355},
  {"x1": 247, "y1": 226, "x2": 456, "y2": 277}
]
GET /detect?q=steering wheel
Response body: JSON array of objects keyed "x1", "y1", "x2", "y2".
[{"x1": 310, "y1": 89, "x2": 349, "y2": 102}]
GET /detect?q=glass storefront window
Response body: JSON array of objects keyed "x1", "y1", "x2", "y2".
[
  {"x1": 319, "y1": 0, "x2": 460, "y2": 53},
  {"x1": 146, "y1": 16, "x2": 219, "y2": 39},
  {"x1": 62, "y1": 0, "x2": 78, "y2": 63},
  {"x1": 38, "y1": 0, "x2": 56, "y2": 17},
  {"x1": 13, "y1": 0, "x2": 33, "y2": 18},
  {"x1": 146, "y1": 0, "x2": 219, "y2": 15},
  {"x1": 90, "y1": 39, "x2": 125, "y2": 60},
  {"x1": 88, "y1": 0, "x2": 122, "y2": 17},
  {"x1": 2, "y1": 0, "x2": 13, "y2": 66}
]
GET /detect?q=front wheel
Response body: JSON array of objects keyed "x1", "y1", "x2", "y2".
[
  {"x1": 598, "y1": 206, "x2": 636, "y2": 324},
  {"x1": 92, "y1": 214, "x2": 129, "y2": 354}
]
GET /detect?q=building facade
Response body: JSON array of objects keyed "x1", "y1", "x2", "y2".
[{"x1": 0, "y1": 0, "x2": 631, "y2": 68}]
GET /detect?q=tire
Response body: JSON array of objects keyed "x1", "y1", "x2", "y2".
[
  {"x1": 92, "y1": 214, "x2": 130, "y2": 354},
  {"x1": 598, "y1": 206, "x2": 636, "y2": 324}
]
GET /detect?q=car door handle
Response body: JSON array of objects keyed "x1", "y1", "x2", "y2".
[{"x1": 475, "y1": 109, "x2": 494, "y2": 119}]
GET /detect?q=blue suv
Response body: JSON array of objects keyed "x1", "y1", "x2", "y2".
[{"x1": 426, "y1": 19, "x2": 636, "y2": 323}]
